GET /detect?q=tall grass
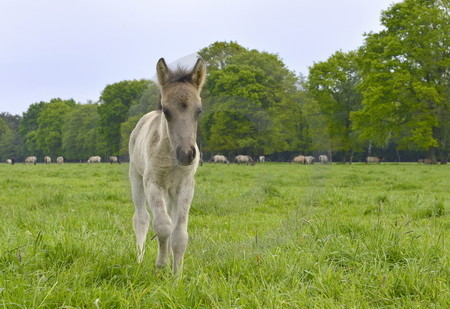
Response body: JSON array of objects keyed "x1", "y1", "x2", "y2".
[{"x1": 0, "y1": 163, "x2": 448, "y2": 308}]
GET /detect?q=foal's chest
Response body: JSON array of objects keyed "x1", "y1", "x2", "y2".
[{"x1": 149, "y1": 165, "x2": 196, "y2": 188}]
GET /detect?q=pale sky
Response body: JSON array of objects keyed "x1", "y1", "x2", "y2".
[{"x1": 0, "y1": 0, "x2": 400, "y2": 115}]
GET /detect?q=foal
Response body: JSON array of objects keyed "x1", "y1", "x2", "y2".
[{"x1": 129, "y1": 58, "x2": 206, "y2": 274}]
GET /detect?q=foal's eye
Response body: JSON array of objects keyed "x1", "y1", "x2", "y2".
[
  {"x1": 162, "y1": 108, "x2": 171, "y2": 119},
  {"x1": 195, "y1": 108, "x2": 203, "y2": 118}
]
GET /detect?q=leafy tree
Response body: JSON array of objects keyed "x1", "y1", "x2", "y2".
[
  {"x1": 199, "y1": 42, "x2": 305, "y2": 156},
  {"x1": 352, "y1": 0, "x2": 450, "y2": 163},
  {"x1": 0, "y1": 118, "x2": 9, "y2": 134},
  {"x1": 307, "y1": 50, "x2": 363, "y2": 162},
  {"x1": 0, "y1": 118, "x2": 12, "y2": 161},
  {"x1": 198, "y1": 41, "x2": 249, "y2": 118},
  {"x1": 229, "y1": 50, "x2": 308, "y2": 154},
  {"x1": 205, "y1": 110, "x2": 257, "y2": 154},
  {"x1": 35, "y1": 99, "x2": 76, "y2": 157},
  {"x1": 0, "y1": 132, "x2": 17, "y2": 161},
  {"x1": 119, "y1": 81, "x2": 162, "y2": 157},
  {"x1": 202, "y1": 65, "x2": 274, "y2": 155},
  {"x1": 230, "y1": 49, "x2": 298, "y2": 106},
  {"x1": 127, "y1": 81, "x2": 160, "y2": 117},
  {"x1": 19, "y1": 101, "x2": 47, "y2": 157},
  {"x1": 98, "y1": 79, "x2": 151, "y2": 155},
  {"x1": 62, "y1": 103, "x2": 104, "y2": 161},
  {"x1": 0, "y1": 112, "x2": 21, "y2": 131},
  {"x1": 0, "y1": 118, "x2": 9, "y2": 140},
  {"x1": 208, "y1": 65, "x2": 269, "y2": 105},
  {"x1": 0, "y1": 113, "x2": 23, "y2": 160},
  {"x1": 198, "y1": 41, "x2": 247, "y2": 72},
  {"x1": 120, "y1": 115, "x2": 142, "y2": 156}
]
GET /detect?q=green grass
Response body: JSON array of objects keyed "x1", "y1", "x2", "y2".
[{"x1": 0, "y1": 162, "x2": 448, "y2": 308}]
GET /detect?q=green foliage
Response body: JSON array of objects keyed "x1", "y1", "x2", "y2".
[
  {"x1": 0, "y1": 118, "x2": 9, "y2": 137},
  {"x1": 353, "y1": 0, "x2": 449, "y2": 161},
  {"x1": 0, "y1": 163, "x2": 448, "y2": 307},
  {"x1": 127, "y1": 81, "x2": 159, "y2": 117},
  {"x1": 118, "y1": 81, "x2": 160, "y2": 156},
  {"x1": 0, "y1": 112, "x2": 21, "y2": 131},
  {"x1": 204, "y1": 109, "x2": 257, "y2": 153},
  {"x1": 98, "y1": 79, "x2": 151, "y2": 155},
  {"x1": 200, "y1": 42, "x2": 305, "y2": 155},
  {"x1": 0, "y1": 113, "x2": 22, "y2": 161},
  {"x1": 307, "y1": 51, "x2": 364, "y2": 161},
  {"x1": 35, "y1": 99, "x2": 76, "y2": 157},
  {"x1": 19, "y1": 101, "x2": 47, "y2": 156},
  {"x1": 208, "y1": 65, "x2": 269, "y2": 104},
  {"x1": 120, "y1": 115, "x2": 142, "y2": 156},
  {"x1": 198, "y1": 41, "x2": 247, "y2": 72},
  {"x1": 0, "y1": 118, "x2": 13, "y2": 161},
  {"x1": 0, "y1": 129, "x2": 19, "y2": 162},
  {"x1": 62, "y1": 103, "x2": 105, "y2": 161}
]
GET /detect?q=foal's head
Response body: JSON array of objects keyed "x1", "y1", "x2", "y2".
[{"x1": 156, "y1": 58, "x2": 206, "y2": 166}]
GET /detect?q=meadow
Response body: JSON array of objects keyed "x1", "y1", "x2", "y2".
[{"x1": 0, "y1": 162, "x2": 448, "y2": 308}]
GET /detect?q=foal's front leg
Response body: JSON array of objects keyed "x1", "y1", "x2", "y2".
[
  {"x1": 171, "y1": 180, "x2": 195, "y2": 274},
  {"x1": 145, "y1": 183, "x2": 172, "y2": 269}
]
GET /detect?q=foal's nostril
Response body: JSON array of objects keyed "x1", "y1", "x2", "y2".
[{"x1": 176, "y1": 146, "x2": 196, "y2": 165}]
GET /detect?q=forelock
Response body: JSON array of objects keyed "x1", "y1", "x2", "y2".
[{"x1": 167, "y1": 66, "x2": 194, "y2": 84}]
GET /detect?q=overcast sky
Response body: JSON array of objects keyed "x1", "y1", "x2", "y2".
[{"x1": 0, "y1": 0, "x2": 400, "y2": 115}]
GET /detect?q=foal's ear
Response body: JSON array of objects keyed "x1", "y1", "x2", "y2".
[
  {"x1": 191, "y1": 58, "x2": 206, "y2": 90},
  {"x1": 156, "y1": 58, "x2": 170, "y2": 87}
]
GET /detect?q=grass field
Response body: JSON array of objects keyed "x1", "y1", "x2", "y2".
[{"x1": 0, "y1": 162, "x2": 448, "y2": 308}]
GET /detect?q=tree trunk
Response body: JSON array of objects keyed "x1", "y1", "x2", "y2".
[
  {"x1": 367, "y1": 140, "x2": 372, "y2": 157},
  {"x1": 349, "y1": 150, "x2": 354, "y2": 164},
  {"x1": 427, "y1": 146, "x2": 437, "y2": 163},
  {"x1": 341, "y1": 150, "x2": 348, "y2": 163},
  {"x1": 437, "y1": 145, "x2": 448, "y2": 164},
  {"x1": 396, "y1": 148, "x2": 401, "y2": 163},
  {"x1": 440, "y1": 151, "x2": 448, "y2": 164}
]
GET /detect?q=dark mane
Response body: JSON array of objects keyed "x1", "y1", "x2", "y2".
[{"x1": 168, "y1": 66, "x2": 194, "y2": 84}]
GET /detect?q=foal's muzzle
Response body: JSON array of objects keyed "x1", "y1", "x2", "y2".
[{"x1": 176, "y1": 146, "x2": 196, "y2": 166}]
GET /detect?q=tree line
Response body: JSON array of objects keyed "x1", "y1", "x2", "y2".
[{"x1": 0, "y1": 0, "x2": 448, "y2": 163}]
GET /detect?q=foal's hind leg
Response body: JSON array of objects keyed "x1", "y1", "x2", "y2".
[{"x1": 130, "y1": 166, "x2": 150, "y2": 263}]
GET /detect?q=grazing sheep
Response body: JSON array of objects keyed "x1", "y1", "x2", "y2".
[
  {"x1": 109, "y1": 156, "x2": 120, "y2": 164},
  {"x1": 319, "y1": 155, "x2": 329, "y2": 164},
  {"x1": 291, "y1": 155, "x2": 305, "y2": 164},
  {"x1": 366, "y1": 156, "x2": 381, "y2": 164},
  {"x1": 211, "y1": 155, "x2": 229, "y2": 164},
  {"x1": 234, "y1": 155, "x2": 254, "y2": 165},
  {"x1": 87, "y1": 156, "x2": 101, "y2": 163},
  {"x1": 423, "y1": 159, "x2": 437, "y2": 165},
  {"x1": 304, "y1": 156, "x2": 315, "y2": 164},
  {"x1": 24, "y1": 156, "x2": 37, "y2": 165}
]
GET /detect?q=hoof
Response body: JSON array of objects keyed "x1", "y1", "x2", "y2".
[
  {"x1": 137, "y1": 251, "x2": 145, "y2": 263},
  {"x1": 154, "y1": 264, "x2": 170, "y2": 276}
]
